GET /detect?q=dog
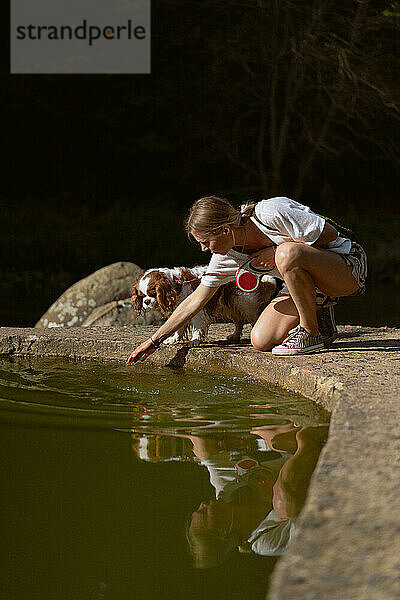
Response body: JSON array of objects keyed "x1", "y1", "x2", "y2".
[{"x1": 131, "y1": 265, "x2": 278, "y2": 344}]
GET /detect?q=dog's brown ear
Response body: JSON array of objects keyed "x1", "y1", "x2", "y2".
[
  {"x1": 131, "y1": 283, "x2": 143, "y2": 313},
  {"x1": 155, "y1": 278, "x2": 179, "y2": 315}
]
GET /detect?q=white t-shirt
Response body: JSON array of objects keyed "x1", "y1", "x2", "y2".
[
  {"x1": 248, "y1": 509, "x2": 295, "y2": 556},
  {"x1": 201, "y1": 454, "x2": 290, "y2": 500},
  {"x1": 201, "y1": 197, "x2": 352, "y2": 288},
  {"x1": 201, "y1": 454, "x2": 294, "y2": 555}
]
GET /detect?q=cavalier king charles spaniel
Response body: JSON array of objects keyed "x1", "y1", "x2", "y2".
[{"x1": 131, "y1": 266, "x2": 278, "y2": 344}]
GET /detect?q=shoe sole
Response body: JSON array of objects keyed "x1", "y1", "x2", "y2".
[{"x1": 272, "y1": 343, "x2": 325, "y2": 356}]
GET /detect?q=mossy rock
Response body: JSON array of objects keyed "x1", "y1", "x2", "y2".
[
  {"x1": 81, "y1": 299, "x2": 164, "y2": 328},
  {"x1": 35, "y1": 262, "x2": 143, "y2": 328}
]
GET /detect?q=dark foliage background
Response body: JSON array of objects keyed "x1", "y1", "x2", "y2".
[{"x1": 1, "y1": 0, "x2": 399, "y2": 326}]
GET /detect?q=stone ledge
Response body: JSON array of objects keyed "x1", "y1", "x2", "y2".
[{"x1": 0, "y1": 324, "x2": 399, "y2": 600}]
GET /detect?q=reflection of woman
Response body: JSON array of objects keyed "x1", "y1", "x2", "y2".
[
  {"x1": 187, "y1": 437, "x2": 289, "y2": 568},
  {"x1": 252, "y1": 424, "x2": 329, "y2": 521},
  {"x1": 130, "y1": 424, "x2": 327, "y2": 568},
  {"x1": 128, "y1": 195, "x2": 367, "y2": 363},
  {"x1": 187, "y1": 425, "x2": 328, "y2": 568}
]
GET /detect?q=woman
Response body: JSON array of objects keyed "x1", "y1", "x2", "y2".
[{"x1": 127, "y1": 195, "x2": 367, "y2": 363}]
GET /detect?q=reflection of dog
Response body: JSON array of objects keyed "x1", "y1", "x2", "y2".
[
  {"x1": 131, "y1": 266, "x2": 278, "y2": 344},
  {"x1": 131, "y1": 434, "x2": 193, "y2": 463}
]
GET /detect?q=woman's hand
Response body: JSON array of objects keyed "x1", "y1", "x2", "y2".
[
  {"x1": 127, "y1": 284, "x2": 218, "y2": 365},
  {"x1": 249, "y1": 245, "x2": 276, "y2": 270},
  {"x1": 127, "y1": 338, "x2": 159, "y2": 365}
]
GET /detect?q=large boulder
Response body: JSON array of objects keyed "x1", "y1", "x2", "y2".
[
  {"x1": 35, "y1": 262, "x2": 143, "y2": 328},
  {"x1": 81, "y1": 299, "x2": 164, "y2": 328}
]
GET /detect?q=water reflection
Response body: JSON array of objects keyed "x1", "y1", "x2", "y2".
[
  {"x1": 0, "y1": 358, "x2": 329, "y2": 599},
  {"x1": 131, "y1": 422, "x2": 328, "y2": 567}
]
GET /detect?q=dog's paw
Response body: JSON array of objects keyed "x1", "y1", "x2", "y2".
[
  {"x1": 186, "y1": 339, "x2": 202, "y2": 348},
  {"x1": 190, "y1": 331, "x2": 208, "y2": 345},
  {"x1": 226, "y1": 333, "x2": 241, "y2": 342},
  {"x1": 163, "y1": 333, "x2": 181, "y2": 345}
]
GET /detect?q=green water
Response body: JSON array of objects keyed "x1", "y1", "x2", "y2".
[{"x1": 0, "y1": 358, "x2": 329, "y2": 600}]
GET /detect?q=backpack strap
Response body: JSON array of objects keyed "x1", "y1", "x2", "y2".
[
  {"x1": 318, "y1": 214, "x2": 360, "y2": 244},
  {"x1": 250, "y1": 205, "x2": 281, "y2": 233}
]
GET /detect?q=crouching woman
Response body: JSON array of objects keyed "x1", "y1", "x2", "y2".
[{"x1": 127, "y1": 195, "x2": 367, "y2": 363}]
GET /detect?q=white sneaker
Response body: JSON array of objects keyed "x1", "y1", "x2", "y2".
[{"x1": 272, "y1": 325, "x2": 324, "y2": 356}]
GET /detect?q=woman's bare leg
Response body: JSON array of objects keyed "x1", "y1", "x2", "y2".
[
  {"x1": 273, "y1": 426, "x2": 329, "y2": 519},
  {"x1": 250, "y1": 423, "x2": 302, "y2": 453},
  {"x1": 251, "y1": 295, "x2": 299, "y2": 351},
  {"x1": 274, "y1": 243, "x2": 359, "y2": 335}
]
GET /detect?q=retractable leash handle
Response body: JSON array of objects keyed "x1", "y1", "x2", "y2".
[
  {"x1": 235, "y1": 258, "x2": 275, "y2": 292},
  {"x1": 204, "y1": 248, "x2": 276, "y2": 293}
]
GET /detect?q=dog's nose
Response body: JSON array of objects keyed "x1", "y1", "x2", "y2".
[{"x1": 143, "y1": 298, "x2": 152, "y2": 306}]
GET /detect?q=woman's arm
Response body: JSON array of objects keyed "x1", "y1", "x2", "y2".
[
  {"x1": 312, "y1": 222, "x2": 338, "y2": 247},
  {"x1": 248, "y1": 221, "x2": 338, "y2": 268},
  {"x1": 127, "y1": 283, "x2": 219, "y2": 364}
]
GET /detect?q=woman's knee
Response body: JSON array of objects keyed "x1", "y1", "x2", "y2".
[
  {"x1": 275, "y1": 242, "x2": 305, "y2": 274},
  {"x1": 250, "y1": 327, "x2": 275, "y2": 352}
]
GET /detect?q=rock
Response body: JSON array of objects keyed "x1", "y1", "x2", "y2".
[
  {"x1": 81, "y1": 298, "x2": 164, "y2": 328},
  {"x1": 35, "y1": 262, "x2": 143, "y2": 328},
  {"x1": 81, "y1": 299, "x2": 134, "y2": 328},
  {"x1": 135, "y1": 308, "x2": 165, "y2": 326}
]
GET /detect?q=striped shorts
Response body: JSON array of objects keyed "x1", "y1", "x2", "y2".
[{"x1": 340, "y1": 241, "x2": 368, "y2": 296}]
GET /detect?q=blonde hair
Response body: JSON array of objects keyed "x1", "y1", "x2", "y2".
[
  {"x1": 184, "y1": 195, "x2": 247, "y2": 238},
  {"x1": 186, "y1": 527, "x2": 239, "y2": 569},
  {"x1": 240, "y1": 200, "x2": 257, "y2": 219}
]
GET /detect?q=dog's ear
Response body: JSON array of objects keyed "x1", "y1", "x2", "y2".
[
  {"x1": 155, "y1": 277, "x2": 179, "y2": 315},
  {"x1": 131, "y1": 282, "x2": 143, "y2": 313}
]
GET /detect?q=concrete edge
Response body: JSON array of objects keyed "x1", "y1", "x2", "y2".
[{"x1": 0, "y1": 327, "x2": 342, "y2": 411}]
